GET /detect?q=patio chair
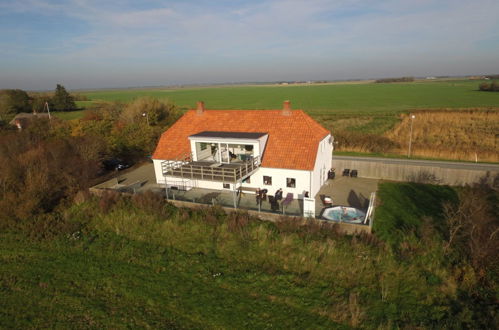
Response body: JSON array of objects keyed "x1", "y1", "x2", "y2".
[
  {"x1": 350, "y1": 169, "x2": 358, "y2": 178},
  {"x1": 281, "y1": 193, "x2": 293, "y2": 207},
  {"x1": 342, "y1": 169, "x2": 350, "y2": 176}
]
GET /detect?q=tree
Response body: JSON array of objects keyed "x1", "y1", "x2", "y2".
[
  {"x1": 478, "y1": 82, "x2": 490, "y2": 91},
  {"x1": 52, "y1": 84, "x2": 76, "y2": 111},
  {"x1": 120, "y1": 97, "x2": 179, "y2": 126},
  {"x1": 31, "y1": 94, "x2": 54, "y2": 114},
  {"x1": 0, "y1": 89, "x2": 31, "y2": 121}
]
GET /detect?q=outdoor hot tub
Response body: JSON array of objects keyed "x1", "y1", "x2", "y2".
[{"x1": 320, "y1": 206, "x2": 366, "y2": 224}]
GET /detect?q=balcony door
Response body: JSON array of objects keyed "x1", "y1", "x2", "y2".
[{"x1": 220, "y1": 143, "x2": 229, "y2": 163}]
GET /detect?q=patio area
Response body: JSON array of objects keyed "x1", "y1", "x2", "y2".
[
  {"x1": 314, "y1": 176, "x2": 380, "y2": 216},
  {"x1": 92, "y1": 163, "x2": 378, "y2": 219},
  {"x1": 166, "y1": 187, "x2": 303, "y2": 216}
]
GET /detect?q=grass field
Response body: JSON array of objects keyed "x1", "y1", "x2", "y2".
[
  {"x1": 76, "y1": 80, "x2": 499, "y2": 161},
  {"x1": 52, "y1": 109, "x2": 87, "y2": 120},
  {"x1": 81, "y1": 80, "x2": 499, "y2": 115},
  {"x1": 387, "y1": 110, "x2": 499, "y2": 162},
  {"x1": 0, "y1": 184, "x2": 465, "y2": 328},
  {"x1": 3, "y1": 182, "x2": 495, "y2": 328}
]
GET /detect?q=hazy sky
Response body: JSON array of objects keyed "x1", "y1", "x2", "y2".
[{"x1": 1, "y1": 0, "x2": 498, "y2": 90}]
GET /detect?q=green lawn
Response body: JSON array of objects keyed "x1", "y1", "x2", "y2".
[
  {"x1": 52, "y1": 110, "x2": 87, "y2": 120},
  {"x1": 0, "y1": 232, "x2": 340, "y2": 329},
  {"x1": 81, "y1": 80, "x2": 499, "y2": 115}
]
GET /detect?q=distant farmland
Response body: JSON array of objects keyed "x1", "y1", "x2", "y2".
[
  {"x1": 80, "y1": 80, "x2": 499, "y2": 162},
  {"x1": 81, "y1": 80, "x2": 499, "y2": 115}
]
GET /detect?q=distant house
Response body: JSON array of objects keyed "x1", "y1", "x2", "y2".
[
  {"x1": 152, "y1": 101, "x2": 333, "y2": 199},
  {"x1": 9, "y1": 112, "x2": 50, "y2": 130}
]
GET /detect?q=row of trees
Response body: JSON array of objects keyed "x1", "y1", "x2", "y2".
[
  {"x1": 375, "y1": 76, "x2": 414, "y2": 83},
  {"x1": 478, "y1": 81, "x2": 499, "y2": 92},
  {"x1": 0, "y1": 84, "x2": 76, "y2": 123}
]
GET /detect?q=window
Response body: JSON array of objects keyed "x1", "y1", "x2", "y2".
[
  {"x1": 286, "y1": 178, "x2": 296, "y2": 188},
  {"x1": 263, "y1": 176, "x2": 272, "y2": 185},
  {"x1": 223, "y1": 183, "x2": 230, "y2": 189},
  {"x1": 243, "y1": 176, "x2": 251, "y2": 184},
  {"x1": 200, "y1": 143, "x2": 208, "y2": 151}
]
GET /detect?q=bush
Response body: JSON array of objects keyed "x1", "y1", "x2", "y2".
[{"x1": 478, "y1": 80, "x2": 499, "y2": 92}]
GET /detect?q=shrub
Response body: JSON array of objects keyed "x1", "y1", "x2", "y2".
[
  {"x1": 98, "y1": 190, "x2": 121, "y2": 213},
  {"x1": 478, "y1": 80, "x2": 499, "y2": 92}
]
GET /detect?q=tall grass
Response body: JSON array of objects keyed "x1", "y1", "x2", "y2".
[
  {"x1": 58, "y1": 193, "x2": 470, "y2": 327},
  {"x1": 386, "y1": 109, "x2": 499, "y2": 162}
]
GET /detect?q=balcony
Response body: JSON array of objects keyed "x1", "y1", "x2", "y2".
[{"x1": 161, "y1": 154, "x2": 260, "y2": 183}]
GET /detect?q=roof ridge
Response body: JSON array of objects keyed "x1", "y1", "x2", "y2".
[{"x1": 296, "y1": 110, "x2": 316, "y2": 135}]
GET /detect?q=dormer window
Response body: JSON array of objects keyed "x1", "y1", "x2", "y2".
[{"x1": 189, "y1": 131, "x2": 268, "y2": 164}]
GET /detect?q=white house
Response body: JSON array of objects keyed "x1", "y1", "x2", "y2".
[{"x1": 152, "y1": 101, "x2": 333, "y2": 200}]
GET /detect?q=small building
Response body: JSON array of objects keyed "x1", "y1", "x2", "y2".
[
  {"x1": 152, "y1": 101, "x2": 333, "y2": 200},
  {"x1": 9, "y1": 112, "x2": 50, "y2": 130}
]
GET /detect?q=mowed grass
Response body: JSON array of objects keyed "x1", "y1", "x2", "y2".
[
  {"x1": 81, "y1": 80, "x2": 499, "y2": 115},
  {"x1": 52, "y1": 110, "x2": 87, "y2": 120}
]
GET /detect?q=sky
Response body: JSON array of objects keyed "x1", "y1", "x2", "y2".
[{"x1": 1, "y1": 0, "x2": 498, "y2": 90}]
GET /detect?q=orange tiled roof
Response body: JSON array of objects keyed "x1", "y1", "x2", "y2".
[{"x1": 152, "y1": 107, "x2": 330, "y2": 170}]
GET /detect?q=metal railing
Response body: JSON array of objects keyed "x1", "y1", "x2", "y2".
[{"x1": 162, "y1": 155, "x2": 260, "y2": 183}]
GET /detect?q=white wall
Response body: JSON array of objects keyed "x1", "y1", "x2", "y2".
[
  {"x1": 238, "y1": 167, "x2": 311, "y2": 199},
  {"x1": 153, "y1": 133, "x2": 333, "y2": 199},
  {"x1": 153, "y1": 159, "x2": 165, "y2": 184},
  {"x1": 194, "y1": 143, "x2": 212, "y2": 161},
  {"x1": 310, "y1": 134, "x2": 333, "y2": 197}
]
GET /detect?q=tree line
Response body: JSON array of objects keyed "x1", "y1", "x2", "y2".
[
  {"x1": 375, "y1": 76, "x2": 414, "y2": 83},
  {"x1": 478, "y1": 81, "x2": 499, "y2": 92},
  {"x1": 0, "y1": 84, "x2": 77, "y2": 124}
]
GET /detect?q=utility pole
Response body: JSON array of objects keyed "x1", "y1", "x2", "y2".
[
  {"x1": 44, "y1": 101, "x2": 52, "y2": 120},
  {"x1": 408, "y1": 114, "x2": 415, "y2": 158}
]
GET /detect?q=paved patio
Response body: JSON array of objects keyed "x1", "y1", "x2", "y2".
[
  {"x1": 92, "y1": 163, "x2": 379, "y2": 218},
  {"x1": 315, "y1": 176, "x2": 380, "y2": 216}
]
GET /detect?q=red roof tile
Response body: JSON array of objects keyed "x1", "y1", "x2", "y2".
[{"x1": 152, "y1": 108, "x2": 330, "y2": 170}]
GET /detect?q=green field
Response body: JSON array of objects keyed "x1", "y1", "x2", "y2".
[
  {"x1": 52, "y1": 109, "x2": 87, "y2": 120},
  {"x1": 1, "y1": 182, "x2": 496, "y2": 328},
  {"x1": 82, "y1": 80, "x2": 499, "y2": 115}
]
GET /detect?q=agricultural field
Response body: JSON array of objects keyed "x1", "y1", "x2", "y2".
[
  {"x1": 78, "y1": 80, "x2": 499, "y2": 162},
  {"x1": 82, "y1": 80, "x2": 499, "y2": 114},
  {"x1": 386, "y1": 110, "x2": 499, "y2": 162},
  {"x1": 52, "y1": 109, "x2": 87, "y2": 121}
]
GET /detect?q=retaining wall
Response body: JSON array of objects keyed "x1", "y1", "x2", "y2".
[
  {"x1": 167, "y1": 199, "x2": 372, "y2": 235},
  {"x1": 333, "y1": 157, "x2": 498, "y2": 186}
]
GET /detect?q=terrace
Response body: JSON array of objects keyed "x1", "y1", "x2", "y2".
[
  {"x1": 92, "y1": 163, "x2": 378, "y2": 222},
  {"x1": 161, "y1": 155, "x2": 260, "y2": 183}
]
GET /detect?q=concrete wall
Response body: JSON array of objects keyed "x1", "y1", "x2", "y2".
[
  {"x1": 332, "y1": 158, "x2": 498, "y2": 186},
  {"x1": 167, "y1": 199, "x2": 371, "y2": 235}
]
